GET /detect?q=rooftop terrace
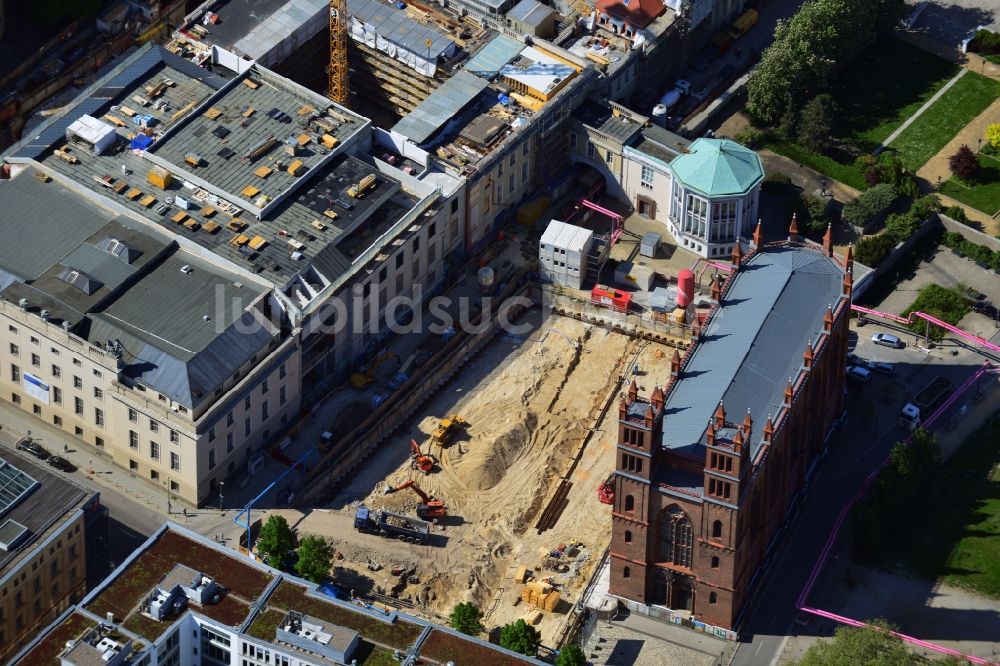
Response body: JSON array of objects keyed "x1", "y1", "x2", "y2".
[{"x1": 16, "y1": 525, "x2": 545, "y2": 665}]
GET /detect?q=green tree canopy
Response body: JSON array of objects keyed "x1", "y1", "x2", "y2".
[
  {"x1": 256, "y1": 515, "x2": 297, "y2": 569},
  {"x1": 499, "y1": 619, "x2": 542, "y2": 656},
  {"x1": 795, "y1": 619, "x2": 915, "y2": 665},
  {"x1": 295, "y1": 535, "x2": 332, "y2": 583},
  {"x1": 748, "y1": 0, "x2": 906, "y2": 124},
  {"x1": 449, "y1": 602, "x2": 484, "y2": 635},
  {"x1": 797, "y1": 95, "x2": 834, "y2": 152},
  {"x1": 555, "y1": 643, "x2": 587, "y2": 666}
]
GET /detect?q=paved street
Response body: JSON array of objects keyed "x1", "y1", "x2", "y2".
[{"x1": 730, "y1": 319, "x2": 1000, "y2": 666}]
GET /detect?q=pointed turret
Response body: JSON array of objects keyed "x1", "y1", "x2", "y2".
[
  {"x1": 713, "y1": 401, "x2": 726, "y2": 429},
  {"x1": 731, "y1": 242, "x2": 743, "y2": 268},
  {"x1": 783, "y1": 379, "x2": 794, "y2": 406},
  {"x1": 752, "y1": 219, "x2": 763, "y2": 247},
  {"x1": 628, "y1": 378, "x2": 638, "y2": 402},
  {"x1": 670, "y1": 349, "x2": 681, "y2": 378},
  {"x1": 788, "y1": 212, "x2": 799, "y2": 239},
  {"x1": 823, "y1": 305, "x2": 834, "y2": 332},
  {"x1": 822, "y1": 223, "x2": 833, "y2": 256}
]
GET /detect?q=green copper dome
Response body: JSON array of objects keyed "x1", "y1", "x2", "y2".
[{"x1": 670, "y1": 138, "x2": 764, "y2": 198}]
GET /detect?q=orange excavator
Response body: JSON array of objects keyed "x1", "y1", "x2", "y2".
[
  {"x1": 409, "y1": 439, "x2": 436, "y2": 474},
  {"x1": 383, "y1": 479, "x2": 447, "y2": 521}
]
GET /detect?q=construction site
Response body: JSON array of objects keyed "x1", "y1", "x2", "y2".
[{"x1": 263, "y1": 305, "x2": 678, "y2": 641}]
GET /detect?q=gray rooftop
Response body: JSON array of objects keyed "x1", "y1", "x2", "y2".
[
  {"x1": 508, "y1": 0, "x2": 554, "y2": 27},
  {"x1": 83, "y1": 251, "x2": 273, "y2": 407},
  {"x1": 392, "y1": 70, "x2": 490, "y2": 145},
  {"x1": 0, "y1": 451, "x2": 90, "y2": 577},
  {"x1": 0, "y1": 173, "x2": 118, "y2": 281},
  {"x1": 464, "y1": 35, "x2": 524, "y2": 77},
  {"x1": 348, "y1": 0, "x2": 455, "y2": 61},
  {"x1": 188, "y1": 0, "x2": 311, "y2": 55},
  {"x1": 661, "y1": 247, "x2": 843, "y2": 459},
  {"x1": 573, "y1": 99, "x2": 642, "y2": 145},
  {"x1": 632, "y1": 125, "x2": 690, "y2": 164},
  {"x1": 148, "y1": 66, "x2": 360, "y2": 213}
]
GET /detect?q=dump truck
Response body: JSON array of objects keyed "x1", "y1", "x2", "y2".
[
  {"x1": 354, "y1": 506, "x2": 430, "y2": 544},
  {"x1": 431, "y1": 414, "x2": 466, "y2": 446},
  {"x1": 900, "y1": 375, "x2": 951, "y2": 430}
]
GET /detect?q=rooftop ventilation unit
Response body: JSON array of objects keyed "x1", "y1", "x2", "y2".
[{"x1": 57, "y1": 267, "x2": 103, "y2": 295}]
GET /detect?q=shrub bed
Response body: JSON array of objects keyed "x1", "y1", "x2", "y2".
[
  {"x1": 941, "y1": 231, "x2": 1000, "y2": 270},
  {"x1": 902, "y1": 284, "x2": 972, "y2": 341}
]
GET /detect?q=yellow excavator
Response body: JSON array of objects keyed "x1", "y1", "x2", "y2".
[{"x1": 350, "y1": 352, "x2": 398, "y2": 389}]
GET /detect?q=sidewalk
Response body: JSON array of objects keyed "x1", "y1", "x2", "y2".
[{"x1": 0, "y1": 400, "x2": 238, "y2": 540}]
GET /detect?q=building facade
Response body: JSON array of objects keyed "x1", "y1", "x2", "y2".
[
  {"x1": 0, "y1": 450, "x2": 108, "y2": 662},
  {"x1": 609, "y1": 230, "x2": 851, "y2": 629}
]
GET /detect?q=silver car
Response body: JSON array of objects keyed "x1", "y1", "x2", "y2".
[{"x1": 871, "y1": 333, "x2": 904, "y2": 349}]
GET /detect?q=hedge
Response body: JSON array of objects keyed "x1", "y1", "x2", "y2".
[{"x1": 940, "y1": 232, "x2": 1000, "y2": 271}]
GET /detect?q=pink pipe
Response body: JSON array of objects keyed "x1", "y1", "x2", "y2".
[
  {"x1": 795, "y1": 360, "x2": 998, "y2": 665},
  {"x1": 851, "y1": 304, "x2": 1000, "y2": 353},
  {"x1": 580, "y1": 198, "x2": 623, "y2": 222}
]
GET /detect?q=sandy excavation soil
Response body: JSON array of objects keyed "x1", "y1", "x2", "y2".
[{"x1": 265, "y1": 310, "x2": 676, "y2": 640}]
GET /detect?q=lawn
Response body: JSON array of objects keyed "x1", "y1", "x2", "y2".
[
  {"x1": 888, "y1": 420, "x2": 1000, "y2": 598},
  {"x1": 763, "y1": 39, "x2": 1000, "y2": 186},
  {"x1": 833, "y1": 38, "x2": 958, "y2": 150},
  {"x1": 940, "y1": 153, "x2": 1000, "y2": 216},
  {"x1": 246, "y1": 608, "x2": 287, "y2": 640},
  {"x1": 889, "y1": 72, "x2": 1000, "y2": 170},
  {"x1": 762, "y1": 137, "x2": 868, "y2": 190}
]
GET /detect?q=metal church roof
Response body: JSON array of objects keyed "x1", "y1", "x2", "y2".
[{"x1": 661, "y1": 246, "x2": 844, "y2": 459}]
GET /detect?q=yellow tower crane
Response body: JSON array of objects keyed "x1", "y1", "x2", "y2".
[{"x1": 329, "y1": 0, "x2": 350, "y2": 106}]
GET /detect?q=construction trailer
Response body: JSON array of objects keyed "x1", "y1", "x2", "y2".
[{"x1": 539, "y1": 220, "x2": 594, "y2": 289}]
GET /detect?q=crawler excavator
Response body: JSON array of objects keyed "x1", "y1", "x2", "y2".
[
  {"x1": 409, "y1": 439, "x2": 436, "y2": 474},
  {"x1": 383, "y1": 479, "x2": 447, "y2": 521}
]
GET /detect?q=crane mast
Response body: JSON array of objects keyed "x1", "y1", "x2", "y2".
[{"x1": 329, "y1": 0, "x2": 349, "y2": 105}]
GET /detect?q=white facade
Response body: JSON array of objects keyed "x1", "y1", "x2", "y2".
[
  {"x1": 539, "y1": 220, "x2": 594, "y2": 289},
  {"x1": 666, "y1": 181, "x2": 759, "y2": 258},
  {"x1": 621, "y1": 146, "x2": 673, "y2": 225}
]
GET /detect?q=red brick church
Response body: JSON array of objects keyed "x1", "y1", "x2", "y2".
[{"x1": 609, "y1": 222, "x2": 852, "y2": 629}]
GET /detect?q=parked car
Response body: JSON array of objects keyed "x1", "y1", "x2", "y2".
[
  {"x1": 46, "y1": 455, "x2": 75, "y2": 472},
  {"x1": 867, "y1": 360, "x2": 894, "y2": 375},
  {"x1": 846, "y1": 366, "x2": 872, "y2": 382},
  {"x1": 847, "y1": 352, "x2": 867, "y2": 366},
  {"x1": 16, "y1": 439, "x2": 49, "y2": 459},
  {"x1": 871, "y1": 332, "x2": 904, "y2": 349}
]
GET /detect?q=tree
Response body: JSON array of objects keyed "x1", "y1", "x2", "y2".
[
  {"x1": 986, "y1": 123, "x2": 1000, "y2": 150},
  {"x1": 802, "y1": 195, "x2": 829, "y2": 234},
  {"x1": 499, "y1": 619, "x2": 541, "y2": 656},
  {"x1": 295, "y1": 535, "x2": 332, "y2": 583},
  {"x1": 555, "y1": 644, "x2": 587, "y2": 666},
  {"x1": 777, "y1": 101, "x2": 798, "y2": 141},
  {"x1": 256, "y1": 515, "x2": 297, "y2": 569},
  {"x1": 948, "y1": 145, "x2": 978, "y2": 181},
  {"x1": 449, "y1": 602, "x2": 484, "y2": 635},
  {"x1": 795, "y1": 619, "x2": 916, "y2": 665},
  {"x1": 797, "y1": 95, "x2": 834, "y2": 152},
  {"x1": 747, "y1": 0, "x2": 906, "y2": 124}
]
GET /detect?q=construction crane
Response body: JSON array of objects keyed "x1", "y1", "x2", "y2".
[
  {"x1": 409, "y1": 439, "x2": 436, "y2": 474},
  {"x1": 383, "y1": 479, "x2": 447, "y2": 520},
  {"x1": 329, "y1": 0, "x2": 350, "y2": 105},
  {"x1": 431, "y1": 414, "x2": 467, "y2": 446}
]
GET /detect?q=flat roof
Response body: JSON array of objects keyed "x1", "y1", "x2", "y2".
[
  {"x1": 348, "y1": 0, "x2": 455, "y2": 61},
  {"x1": 392, "y1": 70, "x2": 490, "y2": 145},
  {"x1": 631, "y1": 125, "x2": 690, "y2": 164},
  {"x1": 0, "y1": 451, "x2": 91, "y2": 578},
  {"x1": 573, "y1": 99, "x2": 642, "y2": 145},
  {"x1": 186, "y1": 0, "x2": 303, "y2": 56},
  {"x1": 661, "y1": 246, "x2": 843, "y2": 459},
  {"x1": 0, "y1": 171, "x2": 120, "y2": 281},
  {"x1": 148, "y1": 65, "x2": 362, "y2": 214},
  {"x1": 17, "y1": 525, "x2": 546, "y2": 665},
  {"x1": 541, "y1": 220, "x2": 592, "y2": 252}
]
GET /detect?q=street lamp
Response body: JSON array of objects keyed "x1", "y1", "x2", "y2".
[
  {"x1": 219, "y1": 481, "x2": 224, "y2": 512},
  {"x1": 819, "y1": 176, "x2": 828, "y2": 197}
]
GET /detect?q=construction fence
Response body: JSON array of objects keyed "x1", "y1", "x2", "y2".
[{"x1": 535, "y1": 283, "x2": 693, "y2": 348}]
